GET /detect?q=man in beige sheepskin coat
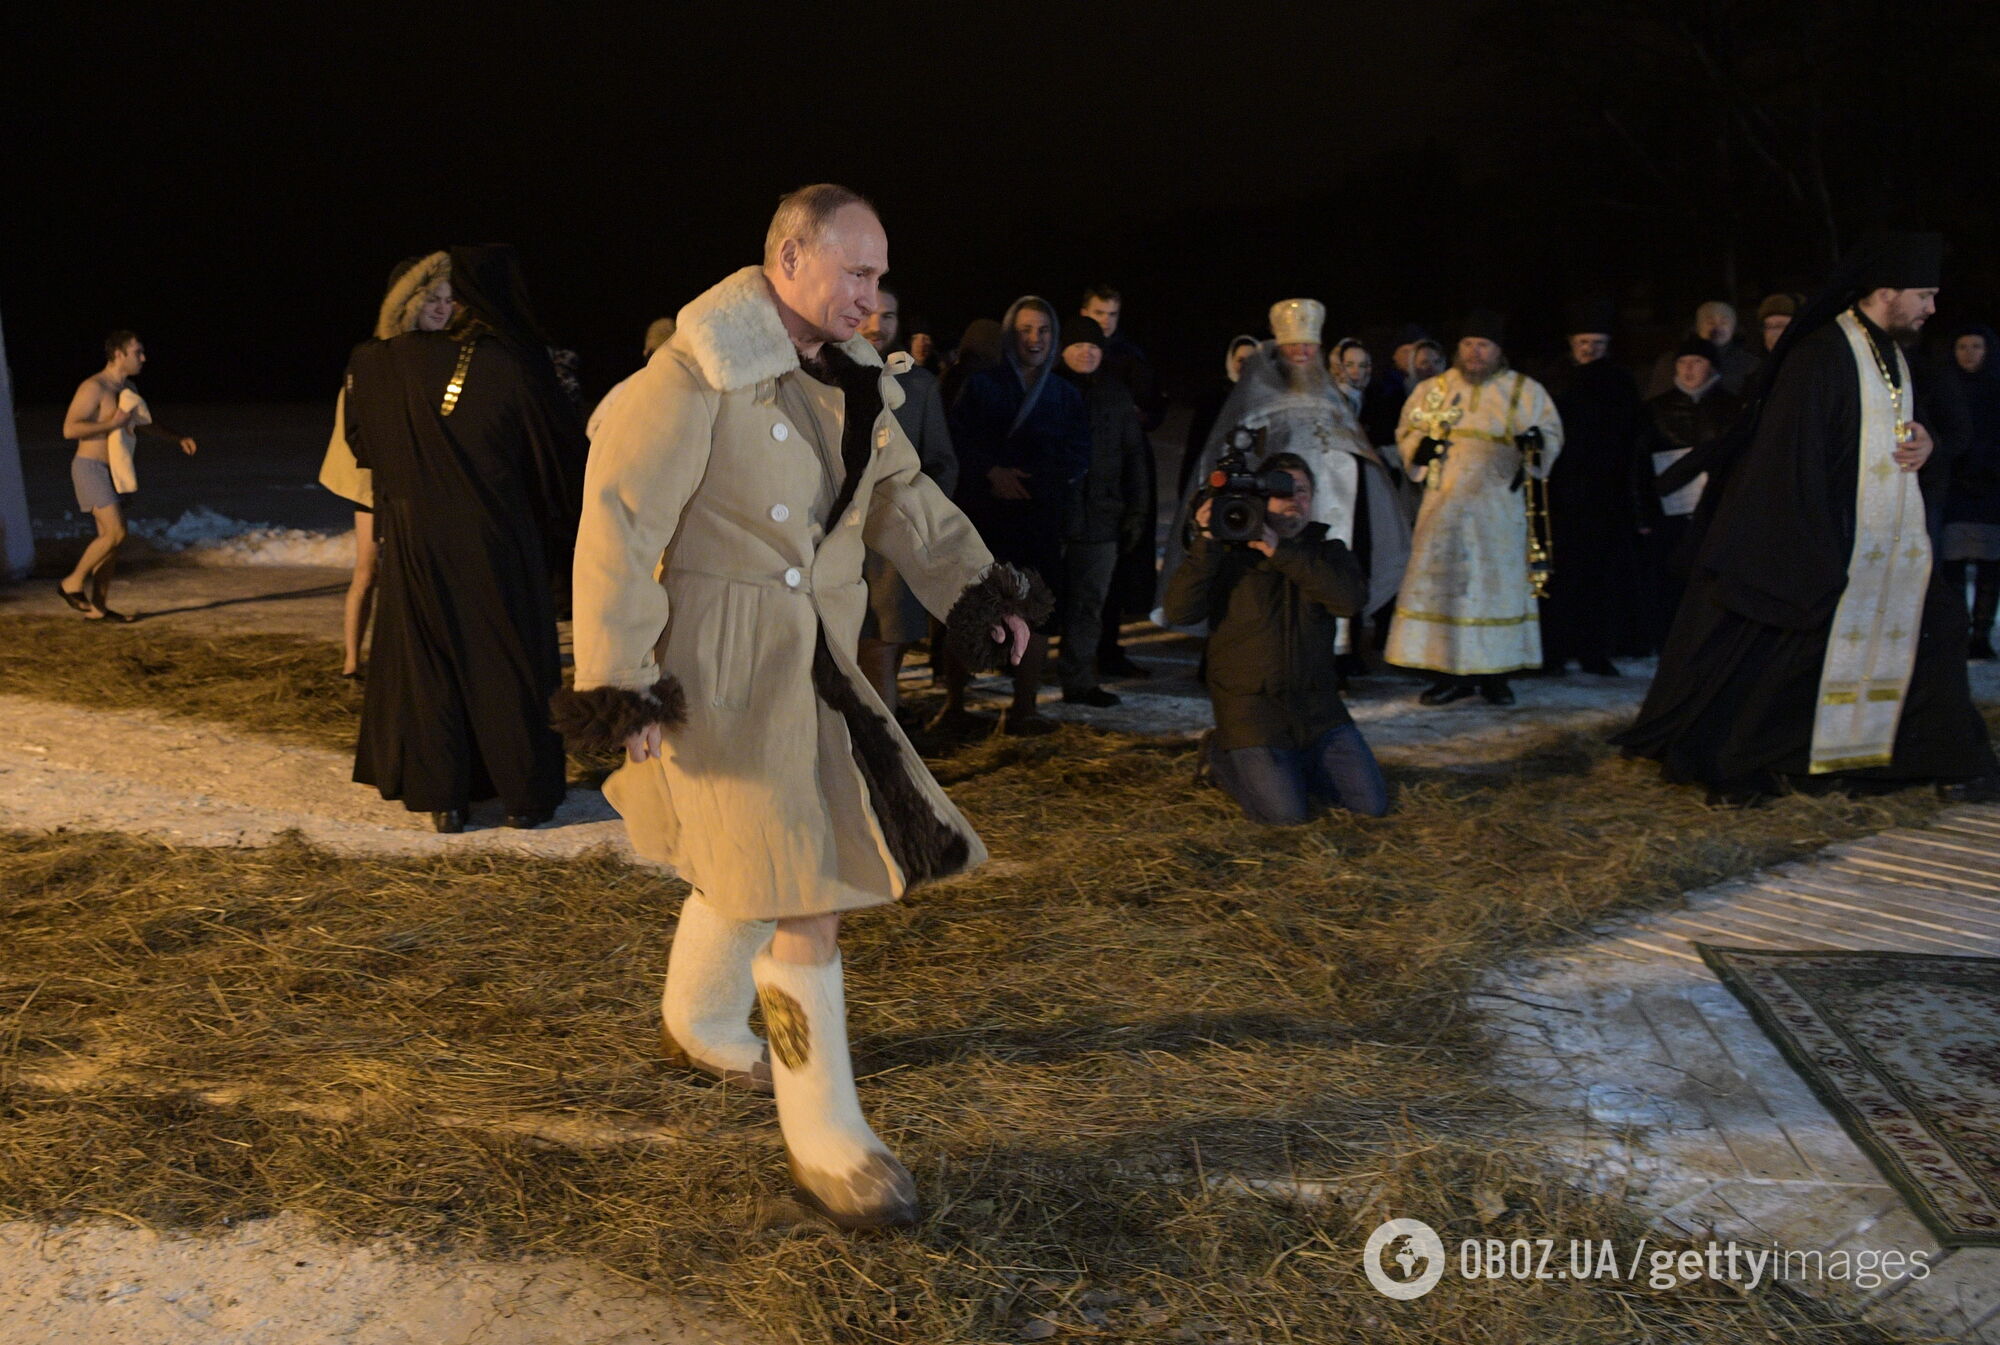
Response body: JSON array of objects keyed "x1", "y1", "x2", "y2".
[{"x1": 556, "y1": 184, "x2": 1046, "y2": 1227}]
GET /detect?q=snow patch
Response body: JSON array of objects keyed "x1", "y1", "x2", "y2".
[{"x1": 39, "y1": 506, "x2": 354, "y2": 567}]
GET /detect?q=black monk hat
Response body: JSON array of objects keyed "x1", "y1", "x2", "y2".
[
  {"x1": 1856, "y1": 231, "x2": 1945, "y2": 290},
  {"x1": 1459, "y1": 308, "x2": 1507, "y2": 344}
]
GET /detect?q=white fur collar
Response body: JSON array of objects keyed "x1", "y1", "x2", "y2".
[{"x1": 675, "y1": 265, "x2": 884, "y2": 392}]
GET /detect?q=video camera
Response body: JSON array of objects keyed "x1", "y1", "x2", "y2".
[{"x1": 1201, "y1": 427, "x2": 1297, "y2": 543}]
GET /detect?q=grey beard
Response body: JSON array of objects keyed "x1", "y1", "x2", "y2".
[{"x1": 1283, "y1": 357, "x2": 1336, "y2": 397}]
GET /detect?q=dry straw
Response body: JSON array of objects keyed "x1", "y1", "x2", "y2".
[{"x1": 0, "y1": 618, "x2": 1948, "y2": 1342}]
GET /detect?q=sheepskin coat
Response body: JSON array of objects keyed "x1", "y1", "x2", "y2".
[{"x1": 570, "y1": 267, "x2": 1004, "y2": 921}]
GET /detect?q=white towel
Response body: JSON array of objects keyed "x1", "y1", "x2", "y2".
[{"x1": 109, "y1": 388, "x2": 151, "y2": 494}]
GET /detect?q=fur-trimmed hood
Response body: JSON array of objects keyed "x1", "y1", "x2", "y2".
[
  {"x1": 672, "y1": 266, "x2": 893, "y2": 404},
  {"x1": 374, "y1": 252, "x2": 450, "y2": 340}
]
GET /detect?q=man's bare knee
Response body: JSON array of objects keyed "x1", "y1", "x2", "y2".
[{"x1": 770, "y1": 913, "x2": 841, "y2": 964}]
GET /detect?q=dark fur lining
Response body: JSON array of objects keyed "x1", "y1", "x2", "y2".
[
  {"x1": 811, "y1": 635, "x2": 970, "y2": 888},
  {"x1": 550, "y1": 677, "x2": 688, "y2": 751},
  {"x1": 805, "y1": 343, "x2": 885, "y2": 533},
  {"x1": 943, "y1": 564, "x2": 1057, "y2": 673}
]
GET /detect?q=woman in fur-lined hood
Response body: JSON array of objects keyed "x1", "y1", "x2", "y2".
[{"x1": 321, "y1": 252, "x2": 454, "y2": 676}]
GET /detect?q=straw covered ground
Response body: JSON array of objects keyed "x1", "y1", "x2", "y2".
[{"x1": 0, "y1": 616, "x2": 1959, "y2": 1342}]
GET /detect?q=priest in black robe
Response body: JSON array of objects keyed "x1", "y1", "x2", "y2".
[
  {"x1": 1540, "y1": 301, "x2": 1646, "y2": 674},
  {"x1": 1617, "y1": 233, "x2": 1996, "y2": 801},
  {"x1": 344, "y1": 244, "x2": 588, "y2": 830}
]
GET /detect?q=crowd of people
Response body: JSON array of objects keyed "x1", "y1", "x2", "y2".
[{"x1": 46, "y1": 184, "x2": 2000, "y2": 1229}]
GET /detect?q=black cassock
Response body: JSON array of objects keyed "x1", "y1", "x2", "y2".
[
  {"x1": 1541, "y1": 358, "x2": 1645, "y2": 665},
  {"x1": 1617, "y1": 316, "x2": 1994, "y2": 791},
  {"x1": 344, "y1": 331, "x2": 584, "y2": 813}
]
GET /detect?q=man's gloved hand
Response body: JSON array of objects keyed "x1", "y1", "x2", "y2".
[
  {"x1": 1411, "y1": 437, "x2": 1448, "y2": 471},
  {"x1": 1511, "y1": 427, "x2": 1543, "y2": 492}
]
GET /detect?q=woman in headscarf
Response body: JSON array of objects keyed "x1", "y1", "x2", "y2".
[
  {"x1": 342, "y1": 244, "x2": 588, "y2": 831},
  {"x1": 319, "y1": 252, "x2": 454, "y2": 678},
  {"x1": 1941, "y1": 322, "x2": 2000, "y2": 656},
  {"x1": 939, "y1": 296, "x2": 1089, "y2": 734}
]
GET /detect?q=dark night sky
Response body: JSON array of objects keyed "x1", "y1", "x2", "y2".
[{"x1": 5, "y1": 2, "x2": 1994, "y2": 406}]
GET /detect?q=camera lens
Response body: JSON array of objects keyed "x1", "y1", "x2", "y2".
[{"x1": 1216, "y1": 496, "x2": 1261, "y2": 541}]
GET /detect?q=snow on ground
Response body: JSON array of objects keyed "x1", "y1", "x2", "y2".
[
  {"x1": 35, "y1": 505, "x2": 356, "y2": 567},
  {"x1": 0, "y1": 1214, "x2": 744, "y2": 1345}
]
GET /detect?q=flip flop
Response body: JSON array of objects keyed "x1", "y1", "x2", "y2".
[
  {"x1": 95, "y1": 607, "x2": 137, "y2": 624},
  {"x1": 56, "y1": 582, "x2": 93, "y2": 614}
]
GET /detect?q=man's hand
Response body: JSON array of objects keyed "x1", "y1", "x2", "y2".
[
  {"x1": 625, "y1": 723, "x2": 662, "y2": 763},
  {"x1": 987, "y1": 465, "x2": 1033, "y2": 500},
  {"x1": 1247, "y1": 524, "x2": 1280, "y2": 557},
  {"x1": 179, "y1": 436, "x2": 198, "y2": 456},
  {"x1": 107, "y1": 406, "x2": 135, "y2": 432},
  {"x1": 988, "y1": 612, "x2": 1031, "y2": 664},
  {"x1": 1193, "y1": 498, "x2": 1213, "y2": 534},
  {"x1": 1894, "y1": 422, "x2": 1933, "y2": 472}
]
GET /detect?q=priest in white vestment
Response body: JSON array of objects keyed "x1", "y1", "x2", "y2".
[{"x1": 1387, "y1": 310, "x2": 1563, "y2": 704}]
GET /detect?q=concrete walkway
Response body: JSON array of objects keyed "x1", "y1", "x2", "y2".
[{"x1": 1483, "y1": 804, "x2": 2000, "y2": 1341}]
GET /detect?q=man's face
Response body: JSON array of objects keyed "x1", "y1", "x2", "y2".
[
  {"x1": 1013, "y1": 308, "x2": 1052, "y2": 368},
  {"x1": 1266, "y1": 469, "x2": 1313, "y2": 538},
  {"x1": 910, "y1": 331, "x2": 934, "y2": 364},
  {"x1": 417, "y1": 280, "x2": 455, "y2": 333},
  {"x1": 1412, "y1": 344, "x2": 1445, "y2": 379},
  {"x1": 771, "y1": 203, "x2": 887, "y2": 344},
  {"x1": 1760, "y1": 313, "x2": 1791, "y2": 351},
  {"x1": 1338, "y1": 347, "x2": 1373, "y2": 387},
  {"x1": 1456, "y1": 337, "x2": 1501, "y2": 379},
  {"x1": 1081, "y1": 296, "x2": 1120, "y2": 338},
  {"x1": 1673, "y1": 354, "x2": 1715, "y2": 392},
  {"x1": 112, "y1": 340, "x2": 145, "y2": 377},
  {"x1": 1278, "y1": 341, "x2": 1320, "y2": 368},
  {"x1": 858, "y1": 291, "x2": 900, "y2": 353},
  {"x1": 1061, "y1": 342, "x2": 1102, "y2": 375},
  {"x1": 1957, "y1": 334, "x2": 1989, "y2": 373},
  {"x1": 1695, "y1": 307, "x2": 1735, "y2": 344},
  {"x1": 1877, "y1": 287, "x2": 1940, "y2": 339},
  {"x1": 1227, "y1": 343, "x2": 1255, "y2": 381},
  {"x1": 1569, "y1": 333, "x2": 1609, "y2": 364}
]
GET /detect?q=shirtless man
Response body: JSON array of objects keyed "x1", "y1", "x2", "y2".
[{"x1": 59, "y1": 331, "x2": 197, "y2": 621}]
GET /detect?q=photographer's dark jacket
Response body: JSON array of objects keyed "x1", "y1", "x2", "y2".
[{"x1": 1162, "y1": 523, "x2": 1365, "y2": 750}]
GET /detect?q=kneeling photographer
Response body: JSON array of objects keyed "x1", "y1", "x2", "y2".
[{"x1": 1163, "y1": 451, "x2": 1391, "y2": 824}]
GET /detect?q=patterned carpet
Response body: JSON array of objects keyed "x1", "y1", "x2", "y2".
[{"x1": 1700, "y1": 945, "x2": 2000, "y2": 1247}]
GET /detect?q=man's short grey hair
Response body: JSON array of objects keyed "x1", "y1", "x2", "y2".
[
  {"x1": 1696, "y1": 300, "x2": 1737, "y2": 324},
  {"x1": 763, "y1": 183, "x2": 879, "y2": 267}
]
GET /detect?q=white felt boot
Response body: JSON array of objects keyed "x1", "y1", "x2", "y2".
[
  {"x1": 661, "y1": 892, "x2": 775, "y2": 1092},
  {"x1": 752, "y1": 947, "x2": 919, "y2": 1228}
]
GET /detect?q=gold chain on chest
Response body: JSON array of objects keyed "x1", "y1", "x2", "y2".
[
  {"x1": 440, "y1": 338, "x2": 478, "y2": 416},
  {"x1": 1848, "y1": 308, "x2": 1912, "y2": 443}
]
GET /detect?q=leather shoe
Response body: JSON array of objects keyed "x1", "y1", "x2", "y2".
[
  {"x1": 1061, "y1": 686, "x2": 1121, "y2": 707},
  {"x1": 1578, "y1": 657, "x2": 1620, "y2": 676},
  {"x1": 1002, "y1": 707, "x2": 1060, "y2": 736},
  {"x1": 1480, "y1": 678, "x2": 1516, "y2": 706},
  {"x1": 431, "y1": 810, "x2": 466, "y2": 834},
  {"x1": 1939, "y1": 773, "x2": 2000, "y2": 804},
  {"x1": 1419, "y1": 680, "x2": 1475, "y2": 706},
  {"x1": 504, "y1": 809, "x2": 555, "y2": 829}
]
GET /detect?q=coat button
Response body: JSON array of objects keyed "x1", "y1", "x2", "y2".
[
  {"x1": 846, "y1": 509, "x2": 861, "y2": 527},
  {"x1": 875, "y1": 428, "x2": 891, "y2": 448},
  {"x1": 783, "y1": 567, "x2": 802, "y2": 588},
  {"x1": 771, "y1": 423, "x2": 790, "y2": 442},
  {"x1": 769, "y1": 503, "x2": 790, "y2": 522}
]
